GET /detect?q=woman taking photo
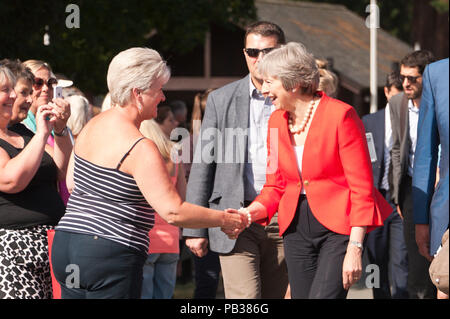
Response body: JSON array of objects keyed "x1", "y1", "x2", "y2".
[
  {"x1": 51, "y1": 47, "x2": 246, "y2": 299},
  {"x1": 226, "y1": 42, "x2": 392, "y2": 299},
  {"x1": 0, "y1": 64, "x2": 71, "y2": 299}
]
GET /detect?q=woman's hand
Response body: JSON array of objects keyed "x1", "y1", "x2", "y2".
[
  {"x1": 35, "y1": 104, "x2": 55, "y2": 138},
  {"x1": 342, "y1": 245, "x2": 363, "y2": 290},
  {"x1": 50, "y1": 97, "x2": 71, "y2": 133},
  {"x1": 221, "y1": 208, "x2": 248, "y2": 239}
]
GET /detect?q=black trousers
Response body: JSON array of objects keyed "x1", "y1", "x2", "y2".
[
  {"x1": 51, "y1": 230, "x2": 146, "y2": 299},
  {"x1": 399, "y1": 176, "x2": 436, "y2": 299},
  {"x1": 283, "y1": 195, "x2": 349, "y2": 299}
]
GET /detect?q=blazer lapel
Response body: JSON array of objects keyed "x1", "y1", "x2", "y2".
[
  {"x1": 399, "y1": 95, "x2": 409, "y2": 144},
  {"x1": 279, "y1": 110, "x2": 301, "y2": 182},
  {"x1": 234, "y1": 76, "x2": 250, "y2": 178}
]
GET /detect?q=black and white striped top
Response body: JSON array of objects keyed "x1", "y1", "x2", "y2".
[{"x1": 56, "y1": 138, "x2": 155, "y2": 255}]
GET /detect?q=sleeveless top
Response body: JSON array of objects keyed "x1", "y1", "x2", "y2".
[
  {"x1": 56, "y1": 138, "x2": 155, "y2": 255},
  {"x1": 0, "y1": 124, "x2": 65, "y2": 229}
]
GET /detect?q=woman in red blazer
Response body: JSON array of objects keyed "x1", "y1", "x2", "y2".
[{"x1": 225, "y1": 42, "x2": 392, "y2": 298}]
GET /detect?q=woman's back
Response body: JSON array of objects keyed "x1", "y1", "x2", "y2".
[
  {"x1": 74, "y1": 109, "x2": 143, "y2": 173},
  {"x1": 57, "y1": 108, "x2": 156, "y2": 254}
]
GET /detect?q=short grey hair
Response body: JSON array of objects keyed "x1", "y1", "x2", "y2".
[
  {"x1": 258, "y1": 42, "x2": 319, "y2": 95},
  {"x1": 66, "y1": 95, "x2": 92, "y2": 136},
  {"x1": 107, "y1": 47, "x2": 170, "y2": 106},
  {"x1": 0, "y1": 65, "x2": 16, "y2": 87}
]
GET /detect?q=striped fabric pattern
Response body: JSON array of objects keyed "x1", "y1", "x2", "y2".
[{"x1": 56, "y1": 154, "x2": 155, "y2": 254}]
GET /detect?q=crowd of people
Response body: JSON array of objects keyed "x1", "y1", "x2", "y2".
[{"x1": 0, "y1": 20, "x2": 447, "y2": 299}]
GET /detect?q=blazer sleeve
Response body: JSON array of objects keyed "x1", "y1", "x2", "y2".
[
  {"x1": 338, "y1": 107, "x2": 387, "y2": 228},
  {"x1": 412, "y1": 65, "x2": 439, "y2": 225},
  {"x1": 182, "y1": 93, "x2": 218, "y2": 238},
  {"x1": 389, "y1": 96, "x2": 402, "y2": 205},
  {"x1": 254, "y1": 116, "x2": 287, "y2": 225}
]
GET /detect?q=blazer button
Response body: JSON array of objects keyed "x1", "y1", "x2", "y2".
[{"x1": 304, "y1": 180, "x2": 309, "y2": 186}]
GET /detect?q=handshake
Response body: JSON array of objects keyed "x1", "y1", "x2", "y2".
[{"x1": 221, "y1": 207, "x2": 252, "y2": 240}]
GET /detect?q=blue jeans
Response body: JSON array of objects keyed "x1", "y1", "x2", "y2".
[{"x1": 141, "y1": 253, "x2": 179, "y2": 299}]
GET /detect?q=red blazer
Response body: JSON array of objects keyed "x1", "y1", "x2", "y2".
[{"x1": 255, "y1": 92, "x2": 392, "y2": 236}]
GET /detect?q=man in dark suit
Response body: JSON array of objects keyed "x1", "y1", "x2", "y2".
[
  {"x1": 182, "y1": 21, "x2": 289, "y2": 298},
  {"x1": 362, "y1": 71, "x2": 408, "y2": 299},
  {"x1": 389, "y1": 50, "x2": 436, "y2": 298}
]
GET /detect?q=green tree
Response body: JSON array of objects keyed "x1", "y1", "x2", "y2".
[{"x1": 0, "y1": 0, "x2": 256, "y2": 95}]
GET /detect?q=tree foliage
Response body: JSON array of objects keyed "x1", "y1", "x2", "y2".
[
  {"x1": 0, "y1": 0, "x2": 256, "y2": 95},
  {"x1": 291, "y1": 0, "x2": 415, "y2": 44}
]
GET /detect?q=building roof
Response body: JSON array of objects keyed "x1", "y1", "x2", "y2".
[{"x1": 255, "y1": 0, "x2": 413, "y2": 89}]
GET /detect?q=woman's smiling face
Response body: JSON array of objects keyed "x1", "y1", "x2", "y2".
[
  {"x1": 261, "y1": 75, "x2": 294, "y2": 110},
  {"x1": 11, "y1": 78, "x2": 33, "y2": 124},
  {"x1": 0, "y1": 79, "x2": 17, "y2": 123},
  {"x1": 30, "y1": 67, "x2": 55, "y2": 114}
]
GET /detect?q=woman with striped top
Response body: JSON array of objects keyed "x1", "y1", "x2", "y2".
[{"x1": 51, "y1": 48, "x2": 247, "y2": 299}]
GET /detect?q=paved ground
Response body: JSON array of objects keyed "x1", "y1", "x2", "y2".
[{"x1": 347, "y1": 283, "x2": 373, "y2": 299}]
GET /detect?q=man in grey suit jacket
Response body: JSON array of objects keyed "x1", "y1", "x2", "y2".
[
  {"x1": 183, "y1": 21, "x2": 289, "y2": 298},
  {"x1": 389, "y1": 50, "x2": 436, "y2": 298}
]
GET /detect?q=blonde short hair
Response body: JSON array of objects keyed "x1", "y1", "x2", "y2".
[
  {"x1": 107, "y1": 47, "x2": 170, "y2": 107},
  {"x1": 22, "y1": 60, "x2": 55, "y2": 77},
  {"x1": 66, "y1": 95, "x2": 92, "y2": 136},
  {"x1": 316, "y1": 59, "x2": 338, "y2": 97},
  {"x1": 140, "y1": 119, "x2": 175, "y2": 161},
  {"x1": 258, "y1": 42, "x2": 319, "y2": 95}
]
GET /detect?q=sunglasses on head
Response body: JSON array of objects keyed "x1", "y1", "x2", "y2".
[
  {"x1": 244, "y1": 47, "x2": 276, "y2": 58},
  {"x1": 399, "y1": 74, "x2": 421, "y2": 84},
  {"x1": 33, "y1": 77, "x2": 58, "y2": 89}
]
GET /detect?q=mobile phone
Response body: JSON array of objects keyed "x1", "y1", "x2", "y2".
[{"x1": 53, "y1": 85, "x2": 63, "y2": 99}]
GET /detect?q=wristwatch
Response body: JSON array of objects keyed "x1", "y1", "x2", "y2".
[
  {"x1": 54, "y1": 126, "x2": 68, "y2": 137},
  {"x1": 349, "y1": 240, "x2": 363, "y2": 249}
]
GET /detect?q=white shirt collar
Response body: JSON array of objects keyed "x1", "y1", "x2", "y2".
[{"x1": 408, "y1": 99, "x2": 420, "y2": 113}]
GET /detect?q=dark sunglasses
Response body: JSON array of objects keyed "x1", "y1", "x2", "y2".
[
  {"x1": 244, "y1": 47, "x2": 276, "y2": 58},
  {"x1": 400, "y1": 74, "x2": 422, "y2": 84},
  {"x1": 33, "y1": 77, "x2": 58, "y2": 89}
]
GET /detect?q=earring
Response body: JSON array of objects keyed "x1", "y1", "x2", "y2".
[{"x1": 137, "y1": 103, "x2": 143, "y2": 111}]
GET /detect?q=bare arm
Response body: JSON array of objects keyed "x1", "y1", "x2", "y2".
[
  {"x1": 65, "y1": 150, "x2": 75, "y2": 193},
  {"x1": 129, "y1": 139, "x2": 244, "y2": 230},
  {"x1": 342, "y1": 226, "x2": 367, "y2": 290},
  {"x1": 50, "y1": 98, "x2": 73, "y2": 181},
  {"x1": 0, "y1": 106, "x2": 54, "y2": 193}
]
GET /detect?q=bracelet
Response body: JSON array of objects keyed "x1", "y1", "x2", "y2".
[
  {"x1": 239, "y1": 207, "x2": 252, "y2": 228},
  {"x1": 54, "y1": 126, "x2": 68, "y2": 137},
  {"x1": 349, "y1": 240, "x2": 363, "y2": 250}
]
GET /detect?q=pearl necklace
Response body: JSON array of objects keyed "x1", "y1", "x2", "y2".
[{"x1": 288, "y1": 98, "x2": 316, "y2": 134}]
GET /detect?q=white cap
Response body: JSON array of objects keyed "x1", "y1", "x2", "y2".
[{"x1": 57, "y1": 79, "x2": 73, "y2": 88}]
